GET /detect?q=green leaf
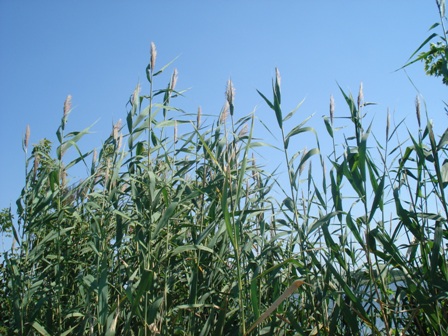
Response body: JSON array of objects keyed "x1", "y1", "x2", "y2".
[
  {"x1": 154, "y1": 202, "x2": 178, "y2": 236},
  {"x1": 368, "y1": 175, "x2": 385, "y2": 224},
  {"x1": 257, "y1": 82, "x2": 282, "y2": 129},
  {"x1": 245, "y1": 280, "x2": 306, "y2": 336},
  {"x1": 325, "y1": 260, "x2": 373, "y2": 329},
  {"x1": 358, "y1": 123, "x2": 372, "y2": 182},
  {"x1": 61, "y1": 327, "x2": 77, "y2": 336},
  {"x1": 283, "y1": 197, "x2": 295, "y2": 212},
  {"x1": 367, "y1": 229, "x2": 377, "y2": 252},
  {"x1": 308, "y1": 211, "x2": 340, "y2": 235},
  {"x1": 323, "y1": 116, "x2": 333, "y2": 138},
  {"x1": 171, "y1": 244, "x2": 214, "y2": 256},
  {"x1": 136, "y1": 141, "x2": 145, "y2": 156},
  {"x1": 337, "y1": 84, "x2": 358, "y2": 124},
  {"x1": 11, "y1": 221, "x2": 20, "y2": 245},
  {"x1": 221, "y1": 176, "x2": 236, "y2": 250},
  {"x1": 330, "y1": 169, "x2": 343, "y2": 221},
  {"x1": 285, "y1": 126, "x2": 315, "y2": 149},
  {"x1": 298, "y1": 148, "x2": 319, "y2": 173},
  {"x1": 393, "y1": 188, "x2": 423, "y2": 241},
  {"x1": 398, "y1": 32, "x2": 439, "y2": 70},
  {"x1": 49, "y1": 169, "x2": 59, "y2": 192},
  {"x1": 66, "y1": 150, "x2": 92, "y2": 170},
  {"x1": 131, "y1": 269, "x2": 153, "y2": 315},
  {"x1": 155, "y1": 119, "x2": 190, "y2": 128},
  {"x1": 250, "y1": 275, "x2": 260, "y2": 321},
  {"x1": 153, "y1": 56, "x2": 180, "y2": 77},
  {"x1": 98, "y1": 257, "x2": 109, "y2": 326},
  {"x1": 256, "y1": 89, "x2": 274, "y2": 110},
  {"x1": 57, "y1": 123, "x2": 95, "y2": 159},
  {"x1": 346, "y1": 212, "x2": 364, "y2": 248},
  {"x1": 105, "y1": 310, "x2": 119, "y2": 336},
  {"x1": 148, "y1": 297, "x2": 163, "y2": 325},
  {"x1": 32, "y1": 322, "x2": 50, "y2": 336},
  {"x1": 235, "y1": 115, "x2": 253, "y2": 202},
  {"x1": 431, "y1": 221, "x2": 443, "y2": 279},
  {"x1": 439, "y1": 0, "x2": 445, "y2": 20},
  {"x1": 64, "y1": 312, "x2": 84, "y2": 319},
  {"x1": 283, "y1": 98, "x2": 305, "y2": 122},
  {"x1": 115, "y1": 213, "x2": 123, "y2": 248},
  {"x1": 441, "y1": 159, "x2": 448, "y2": 186}
]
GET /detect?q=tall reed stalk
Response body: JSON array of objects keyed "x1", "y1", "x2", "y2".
[{"x1": 1, "y1": 42, "x2": 448, "y2": 335}]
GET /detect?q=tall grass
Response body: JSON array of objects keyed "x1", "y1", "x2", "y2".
[{"x1": 1, "y1": 43, "x2": 448, "y2": 335}]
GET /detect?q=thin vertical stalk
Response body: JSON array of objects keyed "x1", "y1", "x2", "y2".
[{"x1": 144, "y1": 42, "x2": 157, "y2": 336}]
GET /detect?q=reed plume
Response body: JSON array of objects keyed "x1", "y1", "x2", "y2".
[
  {"x1": 330, "y1": 95, "x2": 335, "y2": 125},
  {"x1": 63, "y1": 95, "x2": 72, "y2": 119},
  {"x1": 24, "y1": 124, "x2": 30, "y2": 153},
  {"x1": 416, "y1": 95, "x2": 421, "y2": 128},
  {"x1": 357, "y1": 82, "x2": 363, "y2": 110},
  {"x1": 150, "y1": 42, "x2": 157, "y2": 71}
]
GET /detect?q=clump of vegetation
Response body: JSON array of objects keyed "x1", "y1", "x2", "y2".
[
  {"x1": 402, "y1": 0, "x2": 448, "y2": 86},
  {"x1": 2, "y1": 7, "x2": 448, "y2": 335}
]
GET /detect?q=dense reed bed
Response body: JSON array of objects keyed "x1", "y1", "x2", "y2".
[{"x1": 1, "y1": 37, "x2": 448, "y2": 335}]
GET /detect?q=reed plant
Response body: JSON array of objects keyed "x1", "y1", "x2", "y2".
[{"x1": 1, "y1": 41, "x2": 448, "y2": 335}]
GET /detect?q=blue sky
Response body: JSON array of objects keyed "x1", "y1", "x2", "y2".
[{"x1": 0, "y1": 2, "x2": 446, "y2": 231}]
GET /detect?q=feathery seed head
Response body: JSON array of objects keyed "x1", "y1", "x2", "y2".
[
  {"x1": 24, "y1": 124, "x2": 30, "y2": 151},
  {"x1": 61, "y1": 166, "x2": 67, "y2": 189},
  {"x1": 170, "y1": 69, "x2": 178, "y2": 92},
  {"x1": 330, "y1": 95, "x2": 335, "y2": 125},
  {"x1": 150, "y1": 42, "x2": 157, "y2": 71},
  {"x1": 275, "y1": 68, "x2": 281, "y2": 87},
  {"x1": 226, "y1": 79, "x2": 235, "y2": 105},
  {"x1": 226, "y1": 79, "x2": 235, "y2": 117},
  {"x1": 225, "y1": 164, "x2": 231, "y2": 180},
  {"x1": 415, "y1": 95, "x2": 421, "y2": 128},
  {"x1": 132, "y1": 83, "x2": 141, "y2": 107},
  {"x1": 251, "y1": 153, "x2": 257, "y2": 178},
  {"x1": 63, "y1": 95, "x2": 72, "y2": 118},
  {"x1": 112, "y1": 119, "x2": 122, "y2": 141},
  {"x1": 357, "y1": 83, "x2": 363, "y2": 109},
  {"x1": 238, "y1": 124, "x2": 248, "y2": 138},
  {"x1": 274, "y1": 68, "x2": 282, "y2": 106},
  {"x1": 197, "y1": 106, "x2": 202, "y2": 128},
  {"x1": 220, "y1": 101, "x2": 229, "y2": 124}
]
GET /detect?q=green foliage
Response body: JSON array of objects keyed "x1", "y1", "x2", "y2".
[
  {"x1": 422, "y1": 42, "x2": 448, "y2": 84},
  {"x1": 1, "y1": 42, "x2": 448, "y2": 336},
  {"x1": 401, "y1": 1, "x2": 448, "y2": 85},
  {"x1": 0, "y1": 208, "x2": 13, "y2": 235}
]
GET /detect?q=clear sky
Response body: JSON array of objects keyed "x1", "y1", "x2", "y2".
[{"x1": 0, "y1": 2, "x2": 446, "y2": 225}]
